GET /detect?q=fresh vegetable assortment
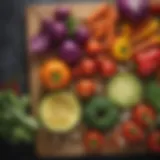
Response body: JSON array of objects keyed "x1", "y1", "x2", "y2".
[{"x1": 30, "y1": 1, "x2": 160, "y2": 154}]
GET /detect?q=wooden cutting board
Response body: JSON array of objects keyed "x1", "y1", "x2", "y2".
[{"x1": 26, "y1": 1, "x2": 160, "y2": 158}]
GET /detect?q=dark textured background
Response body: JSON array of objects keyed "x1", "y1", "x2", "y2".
[{"x1": 0, "y1": 0, "x2": 159, "y2": 159}]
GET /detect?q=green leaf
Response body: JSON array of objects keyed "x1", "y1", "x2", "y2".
[{"x1": 66, "y1": 16, "x2": 78, "y2": 36}]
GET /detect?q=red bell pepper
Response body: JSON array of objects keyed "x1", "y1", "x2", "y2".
[
  {"x1": 133, "y1": 48, "x2": 160, "y2": 77},
  {"x1": 148, "y1": 131, "x2": 160, "y2": 152}
]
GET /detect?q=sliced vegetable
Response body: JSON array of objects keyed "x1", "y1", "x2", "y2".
[
  {"x1": 59, "y1": 40, "x2": 82, "y2": 65},
  {"x1": 80, "y1": 58, "x2": 97, "y2": 77},
  {"x1": 132, "y1": 104, "x2": 156, "y2": 129},
  {"x1": 40, "y1": 58, "x2": 71, "y2": 90},
  {"x1": 54, "y1": 6, "x2": 71, "y2": 21},
  {"x1": 84, "y1": 97, "x2": 119, "y2": 130},
  {"x1": 75, "y1": 79, "x2": 96, "y2": 98},
  {"x1": 112, "y1": 36, "x2": 132, "y2": 61},
  {"x1": 83, "y1": 130, "x2": 105, "y2": 153},
  {"x1": 122, "y1": 120, "x2": 145, "y2": 143},
  {"x1": 146, "y1": 80, "x2": 160, "y2": 113},
  {"x1": 39, "y1": 92, "x2": 81, "y2": 133},
  {"x1": 106, "y1": 72, "x2": 143, "y2": 108},
  {"x1": 148, "y1": 131, "x2": 160, "y2": 152},
  {"x1": 116, "y1": 0, "x2": 149, "y2": 22}
]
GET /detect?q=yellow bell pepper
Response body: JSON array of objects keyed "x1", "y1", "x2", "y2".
[{"x1": 112, "y1": 36, "x2": 132, "y2": 62}]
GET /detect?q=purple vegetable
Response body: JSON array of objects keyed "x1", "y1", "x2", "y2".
[
  {"x1": 59, "y1": 40, "x2": 82, "y2": 65},
  {"x1": 116, "y1": 0, "x2": 149, "y2": 22},
  {"x1": 55, "y1": 6, "x2": 71, "y2": 21},
  {"x1": 50, "y1": 21, "x2": 67, "y2": 42},
  {"x1": 75, "y1": 25, "x2": 90, "y2": 45},
  {"x1": 29, "y1": 34, "x2": 50, "y2": 54}
]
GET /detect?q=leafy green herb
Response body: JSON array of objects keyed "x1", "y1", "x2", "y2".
[{"x1": 0, "y1": 90, "x2": 39, "y2": 144}]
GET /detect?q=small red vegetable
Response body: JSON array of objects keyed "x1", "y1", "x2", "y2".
[
  {"x1": 132, "y1": 104, "x2": 156, "y2": 129},
  {"x1": 148, "y1": 131, "x2": 160, "y2": 152},
  {"x1": 83, "y1": 130, "x2": 105, "y2": 153},
  {"x1": 133, "y1": 48, "x2": 160, "y2": 77},
  {"x1": 86, "y1": 39, "x2": 103, "y2": 57},
  {"x1": 75, "y1": 79, "x2": 96, "y2": 98},
  {"x1": 97, "y1": 57, "x2": 117, "y2": 78},
  {"x1": 80, "y1": 58, "x2": 97, "y2": 77},
  {"x1": 122, "y1": 120, "x2": 145, "y2": 143}
]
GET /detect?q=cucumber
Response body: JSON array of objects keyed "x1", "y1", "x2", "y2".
[
  {"x1": 39, "y1": 91, "x2": 81, "y2": 133},
  {"x1": 106, "y1": 72, "x2": 143, "y2": 108}
]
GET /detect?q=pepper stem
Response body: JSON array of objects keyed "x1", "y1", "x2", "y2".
[{"x1": 90, "y1": 139, "x2": 97, "y2": 149}]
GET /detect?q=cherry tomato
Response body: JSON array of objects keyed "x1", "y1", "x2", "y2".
[
  {"x1": 75, "y1": 79, "x2": 96, "y2": 98},
  {"x1": 80, "y1": 58, "x2": 97, "y2": 77},
  {"x1": 148, "y1": 131, "x2": 160, "y2": 152},
  {"x1": 40, "y1": 58, "x2": 71, "y2": 90},
  {"x1": 86, "y1": 39, "x2": 102, "y2": 56},
  {"x1": 97, "y1": 57, "x2": 117, "y2": 78},
  {"x1": 83, "y1": 130, "x2": 105, "y2": 153},
  {"x1": 121, "y1": 120, "x2": 145, "y2": 143},
  {"x1": 132, "y1": 104, "x2": 156, "y2": 129}
]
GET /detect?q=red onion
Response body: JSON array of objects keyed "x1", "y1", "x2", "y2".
[{"x1": 116, "y1": 0, "x2": 149, "y2": 22}]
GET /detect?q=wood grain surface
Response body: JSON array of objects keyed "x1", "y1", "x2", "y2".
[{"x1": 26, "y1": 1, "x2": 160, "y2": 158}]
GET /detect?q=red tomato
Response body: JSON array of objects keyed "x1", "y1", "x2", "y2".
[
  {"x1": 132, "y1": 104, "x2": 156, "y2": 128},
  {"x1": 121, "y1": 120, "x2": 145, "y2": 143},
  {"x1": 97, "y1": 57, "x2": 117, "y2": 78},
  {"x1": 86, "y1": 39, "x2": 102, "y2": 57},
  {"x1": 80, "y1": 58, "x2": 97, "y2": 76},
  {"x1": 148, "y1": 131, "x2": 160, "y2": 152},
  {"x1": 75, "y1": 79, "x2": 96, "y2": 98},
  {"x1": 83, "y1": 130, "x2": 105, "y2": 153}
]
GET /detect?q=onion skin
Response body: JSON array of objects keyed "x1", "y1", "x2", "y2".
[
  {"x1": 59, "y1": 40, "x2": 82, "y2": 65},
  {"x1": 116, "y1": 0, "x2": 149, "y2": 22}
]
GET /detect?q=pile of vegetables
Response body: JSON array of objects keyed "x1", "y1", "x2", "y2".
[{"x1": 27, "y1": 0, "x2": 160, "y2": 154}]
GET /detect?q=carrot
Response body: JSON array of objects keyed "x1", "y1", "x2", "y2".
[
  {"x1": 87, "y1": 4, "x2": 109, "y2": 23},
  {"x1": 132, "y1": 19, "x2": 159, "y2": 43},
  {"x1": 103, "y1": 6, "x2": 118, "y2": 51},
  {"x1": 92, "y1": 20, "x2": 106, "y2": 39},
  {"x1": 133, "y1": 35, "x2": 160, "y2": 53}
]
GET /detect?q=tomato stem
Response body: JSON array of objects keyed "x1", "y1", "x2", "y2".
[
  {"x1": 130, "y1": 128, "x2": 137, "y2": 135},
  {"x1": 52, "y1": 72, "x2": 61, "y2": 83}
]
